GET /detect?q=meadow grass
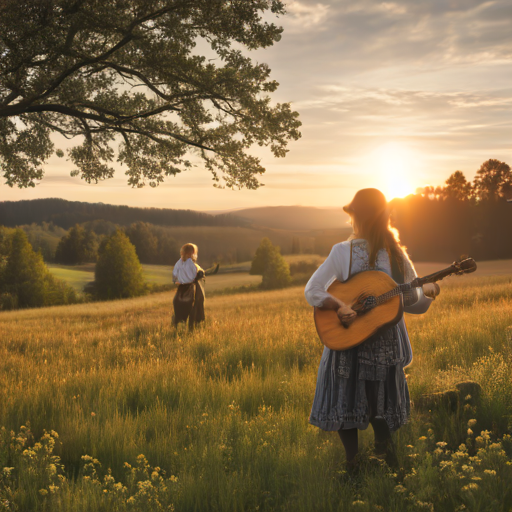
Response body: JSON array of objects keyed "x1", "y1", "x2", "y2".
[{"x1": 0, "y1": 274, "x2": 511, "y2": 511}]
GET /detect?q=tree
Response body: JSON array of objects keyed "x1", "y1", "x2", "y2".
[
  {"x1": 261, "y1": 249, "x2": 291, "y2": 289},
  {"x1": 95, "y1": 230, "x2": 145, "y2": 300},
  {"x1": 55, "y1": 224, "x2": 98, "y2": 264},
  {"x1": 0, "y1": 0, "x2": 301, "y2": 189},
  {"x1": 0, "y1": 228, "x2": 78, "y2": 309},
  {"x1": 250, "y1": 237, "x2": 277, "y2": 275},
  {"x1": 442, "y1": 171, "x2": 473, "y2": 201},
  {"x1": 473, "y1": 159, "x2": 512, "y2": 201},
  {"x1": 125, "y1": 222, "x2": 159, "y2": 264}
]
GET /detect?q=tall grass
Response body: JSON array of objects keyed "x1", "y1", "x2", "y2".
[{"x1": 0, "y1": 275, "x2": 511, "y2": 511}]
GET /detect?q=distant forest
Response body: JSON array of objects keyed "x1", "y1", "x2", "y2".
[
  {"x1": 1, "y1": 159, "x2": 511, "y2": 265},
  {"x1": 0, "y1": 198, "x2": 246, "y2": 229},
  {"x1": 392, "y1": 160, "x2": 512, "y2": 262}
]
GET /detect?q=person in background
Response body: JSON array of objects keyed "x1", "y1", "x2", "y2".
[
  {"x1": 172, "y1": 243, "x2": 205, "y2": 329},
  {"x1": 304, "y1": 188, "x2": 440, "y2": 471}
]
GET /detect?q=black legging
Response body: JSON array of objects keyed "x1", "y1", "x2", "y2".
[{"x1": 338, "y1": 380, "x2": 393, "y2": 462}]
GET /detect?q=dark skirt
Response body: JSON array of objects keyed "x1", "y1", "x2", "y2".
[
  {"x1": 309, "y1": 324, "x2": 410, "y2": 432},
  {"x1": 172, "y1": 279, "x2": 205, "y2": 329}
]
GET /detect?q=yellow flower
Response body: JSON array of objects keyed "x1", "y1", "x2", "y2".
[
  {"x1": 484, "y1": 469, "x2": 496, "y2": 476},
  {"x1": 461, "y1": 483, "x2": 478, "y2": 492},
  {"x1": 418, "y1": 436, "x2": 427, "y2": 441},
  {"x1": 467, "y1": 429, "x2": 473, "y2": 436},
  {"x1": 467, "y1": 419, "x2": 477, "y2": 427},
  {"x1": 91, "y1": 412, "x2": 96, "y2": 417}
]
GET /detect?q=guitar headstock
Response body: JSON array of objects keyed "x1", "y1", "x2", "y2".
[
  {"x1": 411, "y1": 257, "x2": 477, "y2": 288},
  {"x1": 451, "y1": 257, "x2": 477, "y2": 276}
]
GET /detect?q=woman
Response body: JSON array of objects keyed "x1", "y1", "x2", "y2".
[
  {"x1": 172, "y1": 243, "x2": 205, "y2": 329},
  {"x1": 304, "y1": 188, "x2": 439, "y2": 469}
]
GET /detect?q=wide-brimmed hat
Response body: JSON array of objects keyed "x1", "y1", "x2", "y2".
[{"x1": 343, "y1": 188, "x2": 388, "y2": 219}]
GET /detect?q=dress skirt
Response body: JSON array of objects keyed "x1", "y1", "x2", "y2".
[
  {"x1": 309, "y1": 321, "x2": 410, "y2": 432},
  {"x1": 172, "y1": 278, "x2": 205, "y2": 329}
]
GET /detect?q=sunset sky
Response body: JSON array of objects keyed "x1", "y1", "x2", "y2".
[{"x1": 2, "y1": 0, "x2": 511, "y2": 211}]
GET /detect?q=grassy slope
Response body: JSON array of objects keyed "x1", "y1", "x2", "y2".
[
  {"x1": 0, "y1": 272, "x2": 511, "y2": 510},
  {"x1": 48, "y1": 263, "x2": 262, "y2": 293}
]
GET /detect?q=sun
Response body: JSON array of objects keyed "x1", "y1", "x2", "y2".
[{"x1": 370, "y1": 142, "x2": 416, "y2": 200}]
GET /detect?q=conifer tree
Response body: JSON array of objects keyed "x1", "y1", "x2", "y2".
[
  {"x1": 250, "y1": 238, "x2": 278, "y2": 275},
  {"x1": 95, "y1": 230, "x2": 145, "y2": 300},
  {"x1": 0, "y1": 229, "x2": 77, "y2": 309},
  {"x1": 261, "y1": 249, "x2": 292, "y2": 290}
]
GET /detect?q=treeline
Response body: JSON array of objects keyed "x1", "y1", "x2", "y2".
[
  {"x1": 0, "y1": 198, "x2": 246, "y2": 230},
  {"x1": 392, "y1": 159, "x2": 512, "y2": 262},
  {"x1": 54, "y1": 222, "x2": 180, "y2": 266}
]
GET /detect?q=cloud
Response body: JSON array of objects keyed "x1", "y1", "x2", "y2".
[
  {"x1": 283, "y1": 1, "x2": 330, "y2": 32},
  {"x1": 275, "y1": 0, "x2": 512, "y2": 73}
]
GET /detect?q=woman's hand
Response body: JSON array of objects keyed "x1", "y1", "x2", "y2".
[
  {"x1": 337, "y1": 303, "x2": 357, "y2": 328},
  {"x1": 422, "y1": 283, "x2": 440, "y2": 299}
]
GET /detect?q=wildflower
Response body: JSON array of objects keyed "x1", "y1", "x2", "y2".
[
  {"x1": 170, "y1": 475, "x2": 178, "y2": 483},
  {"x1": 436, "y1": 441, "x2": 448, "y2": 448},
  {"x1": 471, "y1": 477, "x2": 482, "y2": 481},
  {"x1": 91, "y1": 412, "x2": 96, "y2": 417},
  {"x1": 351, "y1": 500, "x2": 366, "y2": 506},
  {"x1": 39, "y1": 489, "x2": 48, "y2": 496},
  {"x1": 464, "y1": 395, "x2": 472, "y2": 401},
  {"x1": 461, "y1": 483, "x2": 479, "y2": 492},
  {"x1": 406, "y1": 445, "x2": 414, "y2": 449},
  {"x1": 394, "y1": 485, "x2": 407, "y2": 494},
  {"x1": 467, "y1": 429, "x2": 473, "y2": 436},
  {"x1": 418, "y1": 436, "x2": 427, "y2": 441},
  {"x1": 467, "y1": 419, "x2": 477, "y2": 427},
  {"x1": 484, "y1": 469, "x2": 496, "y2": 476},
  {"x1": 461, "y1": 465, "x2": 474, "y2": 473}
]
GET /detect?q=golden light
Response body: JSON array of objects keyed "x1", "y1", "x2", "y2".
[{"x1": 370, "y1": 142, "x2": 416, "y2": 200}]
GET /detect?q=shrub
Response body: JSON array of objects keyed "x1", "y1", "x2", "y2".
[
  {"x1": 0, "y1": 229, "x2": 78, "y2": 310},
  {"x1": 261, "y1": 250, "x2": 292, "y2": 289},
  {"x1": 250, "y1": 238, "x2": 278, "y2": 275},
  {"x1": 94, "y1": 230, "x2": 146, "y2": 300}
]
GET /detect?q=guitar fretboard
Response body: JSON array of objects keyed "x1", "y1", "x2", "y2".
[{"x1": 375, "y1": 283, "x2": 412, "y2": 306}]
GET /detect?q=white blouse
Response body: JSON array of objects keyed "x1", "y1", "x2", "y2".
[
  {"x1": 172, "y1": 258, "x2": 198, "y2": 284},
  {"x1": 304, "y1": 240, "x2": 432, "y2": 314}
]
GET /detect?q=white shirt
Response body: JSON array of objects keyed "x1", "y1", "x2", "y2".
[
  {"x1": 172, "y1": 258, "x2": 198, "y2": 284},
  {"x1": 304, "y1": 240, "x2": 432, "y2": 314}
]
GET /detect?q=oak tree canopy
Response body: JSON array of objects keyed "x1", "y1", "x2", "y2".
[{"x1": 0, "y1": 0, "x2": 301, "y2": 189}]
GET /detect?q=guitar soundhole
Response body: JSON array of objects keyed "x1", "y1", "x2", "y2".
[
  {"x1": 363, "y1": 295, "x2": 377, "y2": 310},
  {"x1": 353, "y1": 294, "x2": 377, "y2": 313}
]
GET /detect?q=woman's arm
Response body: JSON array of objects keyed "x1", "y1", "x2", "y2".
[
  {"x1": 401, "y1": 253, "x2": 438, "y2": 314},
  {"x1": 304, "y1": 242, "x2": 357, "y2": 326}
]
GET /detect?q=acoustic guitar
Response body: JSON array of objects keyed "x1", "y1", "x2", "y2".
[{"x1": 314, "y1": 258, "x2": 477, "y2": 351}]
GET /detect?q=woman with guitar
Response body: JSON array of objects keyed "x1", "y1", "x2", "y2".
[{"x1": 304, "y1": 188, "x2": 440, "y2": 470}]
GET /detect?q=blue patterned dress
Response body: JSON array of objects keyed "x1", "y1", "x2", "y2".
[{"x1": 305, "y1": 239, "x2": 432, "y2": 432}]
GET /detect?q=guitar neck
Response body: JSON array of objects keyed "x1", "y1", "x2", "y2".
[{"x1": 376, "y1": 259, "x2": 477, "y2": 305}]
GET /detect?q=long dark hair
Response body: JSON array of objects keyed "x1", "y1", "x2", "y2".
[{"x1": 352, "y1": 209, "x2": 404, "y2": 272}]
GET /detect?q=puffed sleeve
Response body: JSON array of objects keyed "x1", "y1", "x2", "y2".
[
  {"x1": 304, "y1": 242, "x2": 351, "y2": 307},
  {"x1": 402, "y1": 252, "x2": 433, "y2": 314},
  {"x1": 184, "y1": 258, "x2": 198, "y2": 283}
]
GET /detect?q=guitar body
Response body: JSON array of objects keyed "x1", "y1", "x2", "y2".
[{"x1": 314, "y1": 271, "x2": 403, "y2": 351}]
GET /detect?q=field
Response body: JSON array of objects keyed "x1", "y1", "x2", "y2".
[
  {"x1": 47, "y1": 263, "x2": 262, "y2": 294},
  {"x1": 1, "y1": 271, "x2": 512, "y2": 511}
]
